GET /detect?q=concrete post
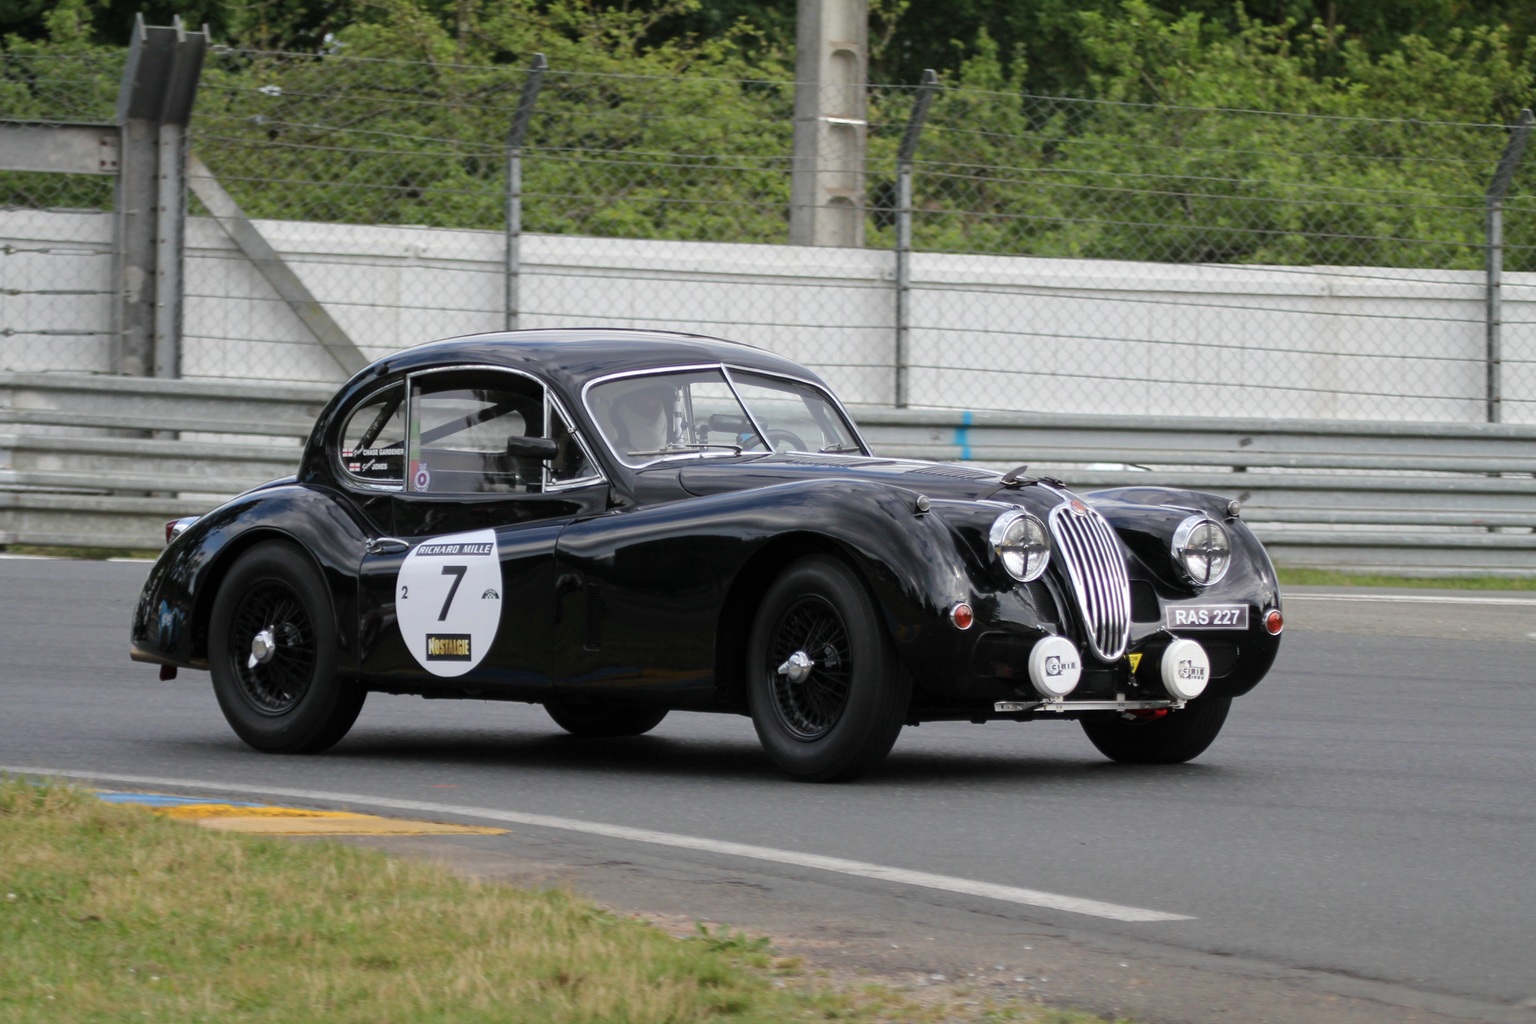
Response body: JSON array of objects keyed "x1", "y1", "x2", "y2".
[
  {"x1": 790, "y1": 0, "x2": 867, "y2": 248},
  {"x1": 113, "y1": 15, "x2": 207, "y2": 378}
]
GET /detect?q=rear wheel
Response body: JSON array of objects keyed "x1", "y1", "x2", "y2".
[
  {"x1": 746, "y1": 555, "x2": 908, "y2": 782},
  {"x1": 545, "y1": 699, "x2": 668, "y2": 737},
  {"x1": 1079, "y1": 695, "x2": 1232, "y2": 764},
  {"x1": 209, "y1": 541, "x2": 365, "y2": 754}
]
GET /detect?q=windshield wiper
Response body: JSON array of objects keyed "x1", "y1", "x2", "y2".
[
  {"x1": 628, "y1": 442, "x2": 744, "y2": 457},
  {"x1": 817, "y1": 442, "x2": 863, "y2": 454}
]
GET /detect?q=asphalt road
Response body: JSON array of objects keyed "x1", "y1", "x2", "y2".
[{"x1": 3, "y1": 555, "x2": 1534, "y2": 1024}]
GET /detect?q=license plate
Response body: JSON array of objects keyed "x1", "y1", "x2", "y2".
[{"x1": 1165, "y1": 603, "x2": 1248, "y2": 630}]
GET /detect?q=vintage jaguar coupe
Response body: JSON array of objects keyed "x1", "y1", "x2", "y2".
[{"x1": 131, "y1": 329, "x2": 1283, "y2": 781}]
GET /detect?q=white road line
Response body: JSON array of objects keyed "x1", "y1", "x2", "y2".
[
  {"x1": 4, "y1": 766, "x2": 1192, "y2": 924},
  {"x1": 1288, "y1": 593, "x2": 1536, "y2": 607}
]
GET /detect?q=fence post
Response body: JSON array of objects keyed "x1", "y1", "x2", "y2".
[
  {"x1": 1485, "y1": 107, "x2": 1533, "y2": 423},
  {"x1": 895, "y1": 70, "x2": 938, "y2": 409},
  {"x1": 504, "y1": 53, "x2": 547, "y2": 333}
]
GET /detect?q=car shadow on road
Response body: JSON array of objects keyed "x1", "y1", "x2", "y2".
[{"x1": 313, "y1": 727, "x2": 1239, "y2": 788}]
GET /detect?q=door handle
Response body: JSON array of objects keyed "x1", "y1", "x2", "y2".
[{"x1": 365, "y1": 536, "x2": 410, "y2": 555}]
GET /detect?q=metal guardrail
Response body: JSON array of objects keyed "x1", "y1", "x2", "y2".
[
  {"x1": 857, "y1": 408, "x2": 1536, "y2": 575},
  {"x1": 2, "y1": 373, "x2": 1533, "y2": 575},
  {"x1": 0, "y1": 373, "x2": 326, "y2": 548}
]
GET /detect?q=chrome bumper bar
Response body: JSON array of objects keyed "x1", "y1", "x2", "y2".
[{"x1": 994, "y1": 697, "x2": 1187, "y2": 714}]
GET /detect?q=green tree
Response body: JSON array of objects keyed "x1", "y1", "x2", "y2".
[{"x1": 191, "y1": 0, "x2": 798, "y2": 241}]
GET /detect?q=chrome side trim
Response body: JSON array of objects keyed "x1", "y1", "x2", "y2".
[{"x1": 1048, "y1": 501, "x2": 1132, "y2": 662}]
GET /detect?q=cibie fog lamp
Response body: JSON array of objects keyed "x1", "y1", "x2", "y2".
[{"x1": 989, "y1": 510, "x2": 1050, "y2": 582}]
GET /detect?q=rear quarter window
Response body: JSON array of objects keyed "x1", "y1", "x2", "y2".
[{"x1": 338, "y1": 385, "x2": 406, "y2": 485}]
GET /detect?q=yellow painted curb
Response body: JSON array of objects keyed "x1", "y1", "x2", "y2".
[
  {"x1": 149, "y1": 802, "x2": 506, "y2": 836},
  {"x1": 195, "y1": 815, "x2": 506, "y2": 836}
]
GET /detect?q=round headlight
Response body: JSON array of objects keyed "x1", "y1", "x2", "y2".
[
  {"x1": 989, "y1": 511, "x2": 1050, "y2": 582},
  {"x1": 1172, "y1": 516, "x2": 1231, "y2": 586}
]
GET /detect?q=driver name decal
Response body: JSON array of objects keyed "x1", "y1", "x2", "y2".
[{"x1": 397, "y1": 528, "x2": 501, "y2": 677}]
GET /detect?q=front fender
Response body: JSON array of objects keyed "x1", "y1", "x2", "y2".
[
  {"x1": 555, "y1": 478, "x2": 981, "y2": 701},
  {"x1": 129, "y1": 484, "x2": 372, "y2": 672},
  {"x1": 1088, "y1": 487, "x2": 1282, "y2": 698}
]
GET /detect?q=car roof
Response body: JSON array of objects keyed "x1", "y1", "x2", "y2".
[{"x1": 361, "y1": 329, "x2": 826, "y2": 393}]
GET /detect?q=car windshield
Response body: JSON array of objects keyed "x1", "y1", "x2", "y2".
[{"x1": 586, "y1": 367, "x2": 862, "y2": 466}]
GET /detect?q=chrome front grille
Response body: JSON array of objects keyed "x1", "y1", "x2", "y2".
[{"x1": 1048, "y1": 501, "x2": 1132, "y2": 662}]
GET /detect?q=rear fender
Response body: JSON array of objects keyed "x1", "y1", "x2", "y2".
[{"x1": 130, "y1": 485, "x2": 371, "y2": 672}]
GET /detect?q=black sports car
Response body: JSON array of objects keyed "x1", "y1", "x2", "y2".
[{"x1": 131, "y1": 329, "x2": 1283, "y2": 781}]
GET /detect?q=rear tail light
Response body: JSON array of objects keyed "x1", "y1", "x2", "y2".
[
  {"x1": 165, "y1": 517, "x2": 198, "y2": 544},
  {"x1": 1264, "y1": 609, "x2": 1284, "y2": 635}
]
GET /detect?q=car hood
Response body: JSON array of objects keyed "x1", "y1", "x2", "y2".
[{"x1": 671, "y1": 454, "x2": 1246, "y2": 582}]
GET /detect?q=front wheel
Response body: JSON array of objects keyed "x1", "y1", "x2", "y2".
[
  {"x1": 1079, "y1": 695, "x2": 1232, "y2": 764},
  {"x1": 746, "y1": 555, "x2": 909, "y2": 782},
  {"x1": 208, "y1": 541, "x2": 365, "y2": 754},
  {"x1": 545, "y1": 699, "x2": 668, "y2": 737}
]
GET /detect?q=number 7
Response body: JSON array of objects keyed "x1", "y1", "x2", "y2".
[{"x1": 438, "y1": 564, "x2": 467, "y2": 621}]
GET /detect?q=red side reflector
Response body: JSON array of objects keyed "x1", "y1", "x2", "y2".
[{"x1": 950, "y1": 603, "x2": 974, "y2": 630}]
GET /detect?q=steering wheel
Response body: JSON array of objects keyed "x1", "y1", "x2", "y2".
[{"x1": 766, "y1": 429, "x2": 809, "y2": 453}]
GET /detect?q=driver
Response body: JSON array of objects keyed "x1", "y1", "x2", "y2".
[{"x1": 610, "y1": 380, "x2": 675, "y2": 453}]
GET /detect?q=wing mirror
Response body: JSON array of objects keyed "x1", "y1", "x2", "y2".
[{"x1": 506, "y1": 436, "x2": 560, "y2": 459}]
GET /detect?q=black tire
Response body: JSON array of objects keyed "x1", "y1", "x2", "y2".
[
  {"x1": 545, "y1": 699, "x2": 668, "y2": 737},
  {"x1": 746, "y1": 555, "x2": 909, "y2": 782},
  {"x1": 208, "y1": 541, "x2": 365, "y2": 754},
  {"x1": 1079, "y1": 695, "x2": 1232, "y2": 764}
]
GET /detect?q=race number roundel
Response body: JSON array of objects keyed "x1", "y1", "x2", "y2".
[{"x1": 396, "y1": 529, "x2": 502, "y2": 678}]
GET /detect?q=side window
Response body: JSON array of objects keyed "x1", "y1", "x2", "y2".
[
  {"x1": 729, "y1": 372, "x2": 860, "y2": 454},
  {"x1": 407, "y1": 371, "x2": 547, "y2": 494},
  {"x1": 339, "y1": 385, "x2": 406, "y2": 485}
]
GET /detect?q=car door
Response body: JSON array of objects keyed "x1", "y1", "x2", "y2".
[{"x1": 354, "y1": 366, "x2": 608, "y2": 695}]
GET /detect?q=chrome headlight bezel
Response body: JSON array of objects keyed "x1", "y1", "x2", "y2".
[
  {"x1": 989, "y1": 510, "x2": 1051, "y2": 583},
  {"x1": 1172, "y1": 515, "x2": 1231, "y2": 587}
]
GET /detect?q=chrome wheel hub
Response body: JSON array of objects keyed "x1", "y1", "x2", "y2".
[
  {"x1": 776, "y1": 650, "x2": 814, "y2": 684},
  {"x1": 247, "y1": 627, "x2": 277, "y2": 670}
]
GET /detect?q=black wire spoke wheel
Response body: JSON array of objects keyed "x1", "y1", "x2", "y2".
[
  {"x1": 209, "y1": 541, "x2": 363, "y2": 755},
  {"x1": 227, "y1": 581, "x2": 318, "y2": 715},
  {"x1": 766, "y1": 595, "x2": 853, "y2": 740},
  {"x1": 747, "y1": 555, "x2": 910, "y2": 782}
]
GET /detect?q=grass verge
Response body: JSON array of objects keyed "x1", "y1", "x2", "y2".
[
  {"x1": 1276, "y1": 567, "x2": 1536, "y2": 591},
  {"x1": 0, "y1": 779, "x2": 1116, "y2": 1024}
]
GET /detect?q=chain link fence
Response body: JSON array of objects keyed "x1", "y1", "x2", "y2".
[
  {"x1": 6, "y1": 44, "x2": 1536, "y2": 421},
  {"x1": 896, "y1": 89, "x2": 1536, "y2": 420},
  {"x1": 0, "y1": 51, "x2": 122, "y2": 373}
]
